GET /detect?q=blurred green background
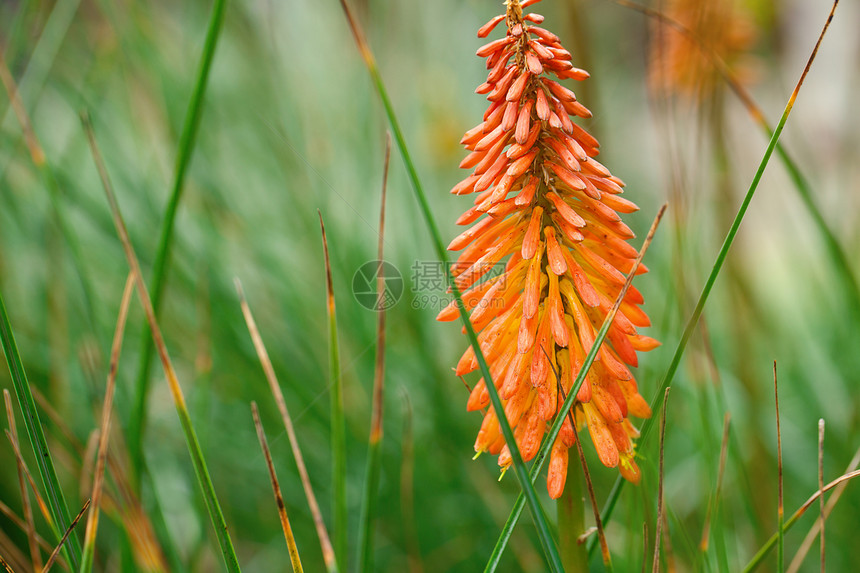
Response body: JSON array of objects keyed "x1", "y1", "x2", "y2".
[{"x1": 1, "y1": 0, "x2": 859, "y2": 571}]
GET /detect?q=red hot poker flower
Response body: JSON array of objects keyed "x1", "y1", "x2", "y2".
[{"x1": 438, "y1": 0, "x2": 659, "y2": 499}]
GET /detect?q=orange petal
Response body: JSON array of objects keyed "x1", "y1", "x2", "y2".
[
  {"x1": 467, "y1": 379, "x2": 489, "y2": 411},
  {"x1": 536, "y1": 88, "x2": 550, "y2": 120},
  {"x1": 545, "y1": 191, "x2": 585, "y2": 227},
  {"x1": 583, "y1": 403, "x2": 619, "y2": 468},
  {"x1": 526, "y1": 51, "x2": 543, "y2": 74},
  {"x1": 547, "y1": 271, "x2": 568, "y2": 348},
  {"x1": 506, "y1": 71, "x2": 531, "y2": 102},
  {"x1": 547, "y1": 441, "x2": 569, "y2": 500},
  {"x1": 502, "y1": 100, "x2": 519, "y2": 132},
  {"x1": 476, "y1": 36, "x2": 512, "y2": 58},
  {"x1": 619, "y1": 454, "x2": 641, "y2": 484},
  {"x1": 515, "y1": 100, "x2": 534, "y2": 145},
  {"x1": 521, "y1": 206, "x2": 544, "y2": 260},
  {"x1": 477, "y1": 14, "x2": 505, "y2": 38},
  {"x1": 515, "y1": 175, "x2": 540, "y2": 207},
  {"x1": 544, "y1": 226, "x2": 568, "y2": 275}
]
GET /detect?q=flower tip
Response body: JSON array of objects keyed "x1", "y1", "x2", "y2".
[
  {"x1": 436, "y1": 302, "x2": 459, "y2": 322},
  {"x1": 547, "y1": 442, "x2": 569, "y2": 499},
  {"x1": 619, "y1": 455, "x2": 641, "y2": 484}
]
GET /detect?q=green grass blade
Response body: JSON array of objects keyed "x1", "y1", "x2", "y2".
[
  {"x1": 335, "y1": 3, "x2": 563, "y2": 570},
  {"x1": 587, "y1": 2, "x2": 840, "y2": 556},
  {"x1": 83, "y1": 113, "x2": 241, "y2": 573},
  {"x1": 774, "y1": 364, "x2": 784, "y2": 572},
  {"x1": 0, "y1": 291, "x2": 82, "y2": 569},
  {"x1": 357, "y1": 135, "x2": 391, "y2": 573},
  {"x1": 128, "y1": 0, "x2": 228, "y2": 480},
  {"x1": 318, "y1": 216, "x2": 347, "y2": 569},
  {"x1": 358, "y1": 430, "x2": 382, "y2": 573},
  {"x1": 486, "y1": 208, "x2": 665, "y2": 573}
]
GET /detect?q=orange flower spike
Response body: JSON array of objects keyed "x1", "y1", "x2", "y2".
[{"x1": 441, "y1": 0, "x2": 659, "y2": 493}]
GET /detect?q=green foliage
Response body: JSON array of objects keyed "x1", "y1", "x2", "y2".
[{"x1": 0, "y1": 1, "x2": 857, "y2": 572}]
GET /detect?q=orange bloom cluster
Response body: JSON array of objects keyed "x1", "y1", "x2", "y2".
[
  {"x1": 437, "y1": 0, "x2": 659, "y2": 499},
  {"x1": 649, "y1": 0, "x2": 756, "y2": 97}
]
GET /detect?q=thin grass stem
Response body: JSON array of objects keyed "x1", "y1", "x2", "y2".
[
  {"x1": 318, "y1": 214, "x2": 347, "y2": 570},
  {"x1": 3, "y1": 430, "x2": 56, "y2": 532},
  {"x1": 651, "y1": 389, "x2": 670, "y2": 573},
  {"x1": 83, "y1": 113, "x2": 241, "y2": 573},
  {"x1": 80, "y1": 274, "x2": 135, "y2": 573},
  {"x1": 357, "y1": 134, "x2": 391, "y2": 573},
  {"x1": 0, "y1": 498, "x2": 62, "y2": 566},
  {"x1": 234, "y1": 279, "x2": 339, "y2": 573},
  {"x1": 43, "y1": 499, "x2": 90, "y2": 573},
  {"x1": 251, "y1": 403, "x2": 304, "y2": 573},
  {"x1": 0, "y1": 553, "x2": 13, "y2": 573},
  {"x1": 128, "y1": 0, "x2": 228, "y2": 480},
  {"x1": 818, "y1": 420, "x2": 825, "y2": 572},
  {"x1": 774, "y1": 363, "x2": 784, "y2": 572}
]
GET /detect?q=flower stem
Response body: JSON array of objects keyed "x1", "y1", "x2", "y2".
[{"x1": 557, "y1": 468, "x2": 588, "y2": 572}]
